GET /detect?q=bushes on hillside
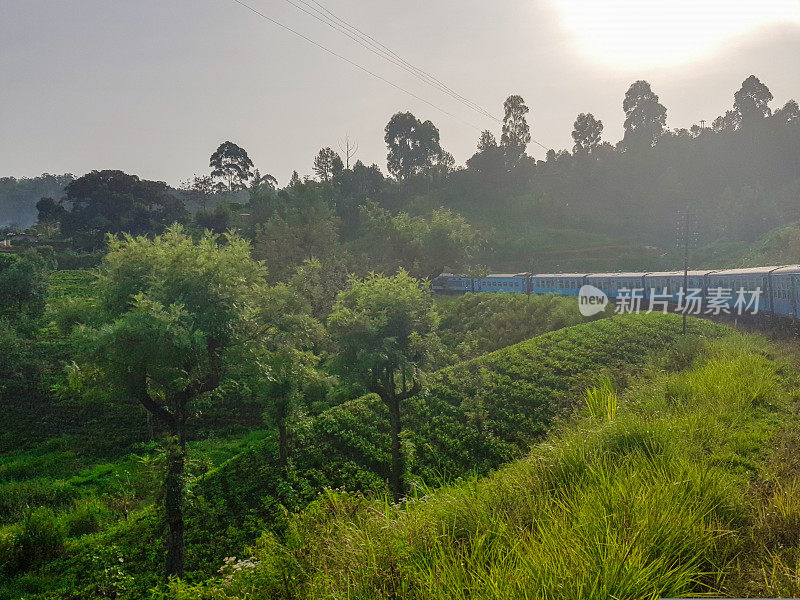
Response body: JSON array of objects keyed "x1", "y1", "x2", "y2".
[
  {"x1": 0, "y1": 507, "x2": 65, "y2": 576},
  {"x1": 435, "y1": 292, "x2": 594, "y2": 364},
  {"x1": 179, "y1": 337, "x2": 792, "y2": 599}
]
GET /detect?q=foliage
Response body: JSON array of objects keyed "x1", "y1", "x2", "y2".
[
  {"x1": 357, "y1": 203, "x2": 480, "y2": 278},
  {"x1": 312, "y1": 148, "x2": 343, "y2": 182},
  {"x1": 328, "y1": 269, "x2": 440, "y2": 500},
  {"x1": 209, "y1": 141, "x2": 255, "y2": 192},
  {"x1": 500, "y1": 94, "x2": 531, "y2": 168},
  {"x1": 435, "y1": 292, "x2": 592, "y2": 363},
  {"x1": 0, "y1": 507, "x2": 65, "y2": 577},
  {"x1": 572, "y1": 112, "x2": 604, "y2": 154},
  {"x1": 384, "y1": 112, "x2": 450, "y2": 180},
  {"x1": 57, "y1": 171, "x2": 187, "y2": 250},
  {"x1": 0, "y1": 248, "x2": 56, "y2": 316},
  {"x1": 187, "y1": 334, "x2": 796, "y2": 600},
  {"x1": 622, "y1": 80, "x2": 667, "y2": 150},
  {"x1": 71, "y1": 225, "x2": 270, "y2": 578}
]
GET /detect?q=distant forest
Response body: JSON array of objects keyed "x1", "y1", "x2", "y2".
[{"x1": 3, "y1": 75, "x2": 799, "y2": 274}]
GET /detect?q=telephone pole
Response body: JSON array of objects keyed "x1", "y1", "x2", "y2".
[{"x1": 676, "y1": 206, "x2": 699, "y2": 335}]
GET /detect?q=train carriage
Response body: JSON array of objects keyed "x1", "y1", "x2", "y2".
[
  {"x1": 473, "y1": 273, "x2": 531, "y2": 293},
  {"x1": 705, "y1": 267, "x2": 773, "y2": 314},
  {"x1": 531, "y1": 273, "x2": 586, "y2": 296},
  {"x1": 431, "y1": 273, "x2": 473, "y2": 294},
  {"x1": 767, "y1": 265, "x2": 800, "y2": 317},
  {"x1": 584, "y1": 272, "x2": 646, "y2": 299},
  {"x1": 643, "y1": 270, "x2": 713, "y2": 304}
]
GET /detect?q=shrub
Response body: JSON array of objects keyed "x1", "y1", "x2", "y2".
[
  {"x1": 64, "y1": 497, "x2": 112, "y2": 537},
  {"x1": 661, "y1": 335, "x2": 707, "y2": 372},
  {"x1": 0, "y1": 507, "x2": 65, "y2": 576}
]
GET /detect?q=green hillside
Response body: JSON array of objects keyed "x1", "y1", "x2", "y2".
[
  {"x1": 697, "y1": 221, "x2": 800, "y2": 269},
  {"x1": 166, "y1": 333, "x2": 800, "y2": 599},
  {"x1": 0, "y1": 314, "x2": 727, "y2": 598}
]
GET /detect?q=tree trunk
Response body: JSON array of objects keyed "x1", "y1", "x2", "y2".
[
  {"x1": 388, "y1": 393, "x2": 403, "y2": 503},
  {"x1": 164, "y1": 411, "x2": 186, "y2": 580}
]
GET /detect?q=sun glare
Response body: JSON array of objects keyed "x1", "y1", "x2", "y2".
[{"x1": 549, "y1": 0, "x2": 800, "y2": 69}]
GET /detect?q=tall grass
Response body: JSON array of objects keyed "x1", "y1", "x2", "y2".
[{"x1": 585, "y1": 378, "x2": 617, "y2": 422}]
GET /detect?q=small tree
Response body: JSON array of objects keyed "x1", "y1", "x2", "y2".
[
  {"x1": 313, "y1": 148, "x2": 344, "y2": 182},
  {"x1": 571, "y1": 113, "x2": 603, "y2": 155},
  {"x1": 328, "y1": 270, "x2": 439, "y2": 501},
  {"x1": 74, "y1": 226, "x2": 266, "y2": 579},
  {"x1": 247, "y1": 283, "x2": 325, "y2": 466},
  {"x1": 0, "y1": 248, "x2": 55, "y2": 315}
]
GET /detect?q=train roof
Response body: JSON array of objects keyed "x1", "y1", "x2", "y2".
[
  {"x1": 770, "y1": 265, "x2": 800, "y2": 274},
  {"x1": 482, "y1": 273, "x2": 531, "y2": 278},
  {"x1": 532, "y1": 273, "x2": 588, "y2": 278},
  {"x1": 707, "y1": 266, "x2": 796, "y2": 276},
  {"x1": 585, "y1": 272, "x2": 648, "y2": 278},
  {"x1": 645, "y1": 270, "x2": 715, "y2": 277}
]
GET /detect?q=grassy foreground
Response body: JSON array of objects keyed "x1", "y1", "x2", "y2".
[{"x1": 165, "y1": 332, "x2": 800, "y2": 599}]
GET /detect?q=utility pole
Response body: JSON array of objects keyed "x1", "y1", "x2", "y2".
[{"x1": 676, "y1": 206, "x2": 699, "y2": 335}]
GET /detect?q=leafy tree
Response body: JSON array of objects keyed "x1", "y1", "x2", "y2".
[
  {"x1": 572, "y1": 113, "x2": 604, "y2": 154},
  {"x1": 466, "y1": 130, "x2": 504, "y2": 179},
  {"x1": 622, "y1": 80, "x2": 667, "y2": 150},
  {"x1": 712, "y1": 109, "x2": 739, "y2": 133},
  {"x1": 35, "y1": 197, "x2": 66, "y2": 223},
  {"x1": 193, "y1": 203, "x2": 232, "y2": 233},
  {"x1": 0, "y1": 248, "x2": 55, "y2": 315},
  {"x1": 249, "y1": 169, "x2": 279, "y2": 193},
  {"x1": 210, "y1": 141, "x2": 255, "y2": 192},
  {"x1": 74, "y1": 226, "x2": 267, "y2": 579},
  {"x1": 384, "y1": 112, "x2": 446, "y2": 180},
  {"x1": 500, "y1": 95, "x2": 531, "y2": 168},
  {"x1": 477, "y1": 130, "x2": 498, "y2": 153},
  {"x1": 313, "y1": 148, "x2": 344, "y2": 182},
  {"x1": 252, "y1": 204, "x2": 341, "y2": 283},
  {"x1": 358, "y1": 204, "x2": 478, "y2": 279},
  {"x1": 57, "y1": 170, "x2": 186, "y2": 250},
  {"x1": 247, "y1": 284, "x2": 325, "y2": 465},
  {"x1": 328, "y1": 270, "x2": 439, "y2": 501},
  {"x1": 773, "y1": 100, "x2": 800, "y2": 125},
  {"x1": 734, "y1": 75, "x2": 773, "y2": 126},
  {"x1": 179, "y1": 175, "x2": 215, "y2": 212},
  {"x1": 289, "y1": 256, "x2": 359, "y2": 318}
]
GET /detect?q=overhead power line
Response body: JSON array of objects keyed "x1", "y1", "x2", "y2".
[
  {"x1": 289, "y1": 0, "x2": 551, "y2": 151},
  {"x1": 281, "y1": 0, "x2": 500, "y2": 122},
  {"x1": 229, "y1": 0, "x2": 481, "y2": 130},
  {"x1": 228, "y1": 0, "x2": 551, "y2": 152}
]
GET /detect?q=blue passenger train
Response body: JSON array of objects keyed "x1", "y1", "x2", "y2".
[{"x1": 432, "y1": 266, "x2": 800, "y2": 318}]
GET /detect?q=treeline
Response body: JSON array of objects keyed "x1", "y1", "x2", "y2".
[{"x1": 5, "y1": 73, "x2": 798, "y2": 276}]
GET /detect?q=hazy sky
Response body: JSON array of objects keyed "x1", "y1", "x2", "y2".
[{"x1": 2, "y1": 0, "x2": 800, "y2": 187}]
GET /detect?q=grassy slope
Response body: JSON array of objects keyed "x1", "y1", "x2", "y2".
[
  {"x1": 1, "y1": 314, "x2": 726, "y2": 598},
  {"x1": 171, "y1": 333, "x2": 800, "y2": 599},
  {"x1": 697, "y1": 221, "x2": 800, "y2": 269}
]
